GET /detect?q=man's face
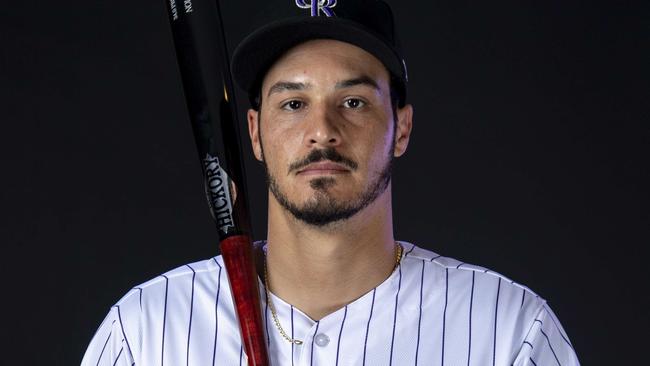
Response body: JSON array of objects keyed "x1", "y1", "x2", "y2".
[{"x1": 247, "y1": 39, "x2": 411, "y2": 226}]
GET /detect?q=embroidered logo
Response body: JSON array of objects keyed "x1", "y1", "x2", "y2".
[{"x1": 295, "y1": 0, "x2": 337, "y2": 17}]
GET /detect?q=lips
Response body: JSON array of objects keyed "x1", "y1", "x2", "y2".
[{"x1": 296, "y1": 161, "x2": 351, "y2": 176}]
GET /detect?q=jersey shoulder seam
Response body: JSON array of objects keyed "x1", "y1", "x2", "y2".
[
  {"x1": 400, "y1": 241, "x2": 543, "y2": 299},
  {"x1": 114, "y1": 256, "x2": 223, "y2": 305}
]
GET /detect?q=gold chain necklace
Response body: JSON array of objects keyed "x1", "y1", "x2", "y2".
[{"x1": 263, "y1": 242, "x2": 403, "y2": 345}]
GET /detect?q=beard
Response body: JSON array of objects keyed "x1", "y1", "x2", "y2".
[{"x1": 263, "y1": 146, "x2": 394, "y2": 227}]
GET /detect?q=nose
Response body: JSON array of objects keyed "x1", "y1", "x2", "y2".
[{"x1": 303, "y1": 104, "x2": 342, "y2": 148}]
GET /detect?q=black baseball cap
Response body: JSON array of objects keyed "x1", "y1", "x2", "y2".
[{"x1": 231, "y1": 0, "x2": 408, "y2": 107}]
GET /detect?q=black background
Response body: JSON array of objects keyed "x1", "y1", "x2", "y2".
[{"x1": 2, "y1": 1, "x2": 648, "y2": 364}]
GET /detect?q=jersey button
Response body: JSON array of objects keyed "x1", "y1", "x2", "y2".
[{"x1": 314, "y1": 333, "x2": 330, "y2": 347}]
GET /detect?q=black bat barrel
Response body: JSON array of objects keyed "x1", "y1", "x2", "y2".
[{"x1": 164, "y1": 0, "x2": 251, "y2": 239}]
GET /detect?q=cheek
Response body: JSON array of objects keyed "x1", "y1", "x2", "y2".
[
  {"x1": 366, "y1": 142, "x2": 392, "y2": 172},
  {"x1": 260, "y1": 124, "x2": 301, "y2": 172},
  {"x1": 363, "y1": 124, "x2": 394, "y2": 161}
]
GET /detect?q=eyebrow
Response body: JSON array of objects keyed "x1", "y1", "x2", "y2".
[
  {"x1": 335, "y1": 76, "x2": 380, "y2": 91},
  {"x1": 266, "y1": 75, "x2": 381, "y2": 98},
  {"x1": 267, "y1": 81, "x2": 310, "y2": 98}
]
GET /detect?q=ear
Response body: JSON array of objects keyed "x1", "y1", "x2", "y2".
[
  {"x1": 393, "y1": 104, "x2": 413, "y2": 157},
  {"x1": 247, "y1": 108, "x2": 263, "y2": 161}
]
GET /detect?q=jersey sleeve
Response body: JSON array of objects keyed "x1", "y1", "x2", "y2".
[
  {"x1": 81, "y1": 306, "x2": 136, "y2": 366},
  {"x1": 512, "y1": 304, "x2": 580, "y2": 366}
]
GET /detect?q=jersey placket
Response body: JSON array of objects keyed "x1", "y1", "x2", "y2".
[{"x1": 297, "y1": 306, "x2": 348, "y2": 366}]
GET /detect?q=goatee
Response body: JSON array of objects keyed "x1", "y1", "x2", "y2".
[{"x1": 264, "y1": 147, "x2": 393, "y2": 227}]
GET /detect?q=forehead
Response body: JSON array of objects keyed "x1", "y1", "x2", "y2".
[{"x1": 261, "y1": 39, "x2": 390, "y2": 90}]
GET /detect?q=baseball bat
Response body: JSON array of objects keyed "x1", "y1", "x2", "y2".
[{"x1": 163, "y1": 0, "x2": 269, "y2": 365}]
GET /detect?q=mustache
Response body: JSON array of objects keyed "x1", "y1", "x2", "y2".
[{"x1": 288, "y1": 148, "x2": 358, "y2": 174}]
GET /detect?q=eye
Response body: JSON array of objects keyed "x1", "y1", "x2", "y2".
[
  {"x1": 342, "y1": 98, "x2": 366, "y2": 109},
  {"x1": 281, "y1": 100, "x2": 304, "y2": 111}
]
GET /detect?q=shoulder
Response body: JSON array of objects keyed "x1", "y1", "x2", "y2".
[
  {"x1": 109, "y1": 256, "x2": 228, "y2": 328},
  {"x1": 114, "y1": 256, "x2": 225, "y2": 306},
  {"x1": 398, "y1": 241, "x2": 545, "y2": 312},
  {"x1": 83, "y1": 256, "x2": 234, "y2": 364},
  {"x1": 397, "y1": 242, "x2": 580, "y2": 365}
]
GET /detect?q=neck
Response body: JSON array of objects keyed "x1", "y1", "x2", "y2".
[{"x1": 262, "y1": 186, "x2": 397, "y2": 320}]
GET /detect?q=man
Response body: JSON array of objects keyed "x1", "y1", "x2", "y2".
[{"x1": 82, "y1": 0, "x2": 580, "y2": 365}]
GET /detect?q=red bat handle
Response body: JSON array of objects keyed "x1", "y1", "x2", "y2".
[{"x1": 220, "y1": 235, "x2": 269, "y2": 366}]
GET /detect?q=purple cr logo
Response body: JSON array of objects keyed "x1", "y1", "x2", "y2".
[{"x1": 295, "y1": 0, "x2": 337, "y2": 17}]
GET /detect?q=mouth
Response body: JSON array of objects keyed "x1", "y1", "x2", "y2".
[{"x1": 296, "y1": 161, "x2": 351, "y2": 176}]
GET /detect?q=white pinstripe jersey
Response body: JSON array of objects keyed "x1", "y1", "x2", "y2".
[{"x1": 81, "y1": 242, "x2": 579, "y2": 365}]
